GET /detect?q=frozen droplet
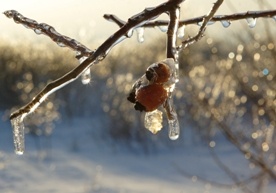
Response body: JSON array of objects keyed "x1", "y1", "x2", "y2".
[
  {"x1": 246, "y1": 18, "x2": 257, "y2": 28},
  {"x1": 272, "y1": 16, "x2": 276, "y2": 22},
  {"x1": 158, "y1": 25, "x2": 168, "y2": 32},
  {"x1": 197, "y1": 20, "x2": 215, "y2": 26},
  {"x1": 11, "y1": 115, "x2": 25, "y2": 155},
  {"x1": 57, "y1": 41, "x2": 66, "y2": 47},
  {"x1": 34, "y1": 29, "x2": 42, "y2": 35},
  {"x1": 221, "y1": 20, "x2": 231, "y2": 28},
  {"x1": 127, "y1": 28, "x2": 134, "y2": 37},
  {"x1": 136, "y1": 27, "x2": 145, "y2": 43},
  {"x1": 144, "y1": 109, "x2": 163, "y2": 134},
  {"x1": 81, "y1": 68, "x2": 91, "y2": 84},
  {"x1": 177, "y1": 25, "x2": 185, "y2": 38}
]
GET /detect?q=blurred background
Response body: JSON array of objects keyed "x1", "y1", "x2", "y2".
[{"x1": 0, "y1": 0, "x2": 276, "y2": 193}]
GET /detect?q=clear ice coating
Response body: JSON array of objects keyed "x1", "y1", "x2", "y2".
[
  {"x1": 144, "y1": 109, "x2": 163, "y2": 134},
  {"x1": 136, "y1": 27, "x2": 145, "y2": 43},
  {"x1": 246, "y1": 17, "x2": 257, "y2": 28},
  {"x1": 11, "y1": 115, "x2": 25, "y2": 155},
  {"x1": 177, "y1": 25, "x2": 185, "y2": 38}
]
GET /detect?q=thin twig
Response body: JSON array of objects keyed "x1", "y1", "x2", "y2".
[
  {"x1": 3, "y1": 10, "x2": 93, "y2": 57},
  {"x1": 178, "y1": 0, "x2": 224, "y2": 50},
  {"x1": 5, "y1": 0, "x2": 185, "y2": 153},
  {"x1": 104, "y1": 10, "x2": 276, "y2": 28}
]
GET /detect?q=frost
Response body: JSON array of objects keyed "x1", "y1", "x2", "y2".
[
  {"x1": 11, "y1": 115, "x2": 26, "y2": 155},
  {"x1": 144, "y1": 110, "x2": 163, "y2": 134},
  {"x1": 246, "y1": 18, "x2": 257, "y2": 28},
  {"x1": 136, "y1": 27, "x2": 145, "y2": 43}
]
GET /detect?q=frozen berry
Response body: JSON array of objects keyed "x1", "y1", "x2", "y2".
[{"x1": 136, "y1": 84, "x2": 168, "y2": 112}]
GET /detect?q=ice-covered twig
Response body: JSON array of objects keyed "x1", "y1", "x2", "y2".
[
  {"x1": 6, "y1": 0, "x2": 185, "y2": 154},
  {"x1": 178, "y1": 0, "x2": 224, "y2": 50},
  {"x1": 105, "y1": 10, "x2": 276, "y2": 28},
  {"x1": 4, "y1": 10, "x2": 93, "y2": 57}
]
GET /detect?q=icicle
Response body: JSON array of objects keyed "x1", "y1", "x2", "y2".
[
  {"x1": 136, "y1": 27, "x2": 145, "y2": 43},
  {"x1": 164, "y1": 98, "x2": 180, "y2": 140},
  {"x1": 158, "y1": 25, "x2": 168, "y2": 32},
  {"x1": 246, "y1": 18, "x2": 257, "y2": 28},
  {"x1": 221, "y1": 20, "x2": 231, "y2": 28},
  {"x1": 11, "y1": 115, "x2": 25, "y2": 155},
  {"x1": 177, "y1": 25, "x2": 185, "y2": 38},
  {"x1": 144, "y1": 109, "x2": 163, "y2": 134}
]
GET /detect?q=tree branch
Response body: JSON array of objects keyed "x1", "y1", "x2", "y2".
[
  {"x1": 104, "y1": 10, "x2": 276, "y2": 28},
  {"x1": 5, "y1": 0, "x2": 185, "y2": 154},
  {"x1": 3, "y1": 10, "x2": 93, "y2": 58}
]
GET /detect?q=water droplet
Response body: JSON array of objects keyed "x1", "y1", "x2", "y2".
[
  {"x1": 177, "y1": 25, "x2": 185, "y2": 38},
  {"x1": 34, "y1": 29, "x2": 42, "y2": 35},
  {"x1": 246, "y1": 18, "x2": 257, "y2": 28},
  {"x1": 136, "y1": 27, "x2": 145, "y2": 43},
  {"x1": 11, "y1": 115, "x2": 25, "y2": 155},
  {"x1": 144, "y1": 109, "x2": 163, "y2": 134},
  {"x1": 158, "y1": 25, "x2": 168, "y2": 32},
  {"x1": 221, "y1": 20, "x2": 231, "y2": 28}
]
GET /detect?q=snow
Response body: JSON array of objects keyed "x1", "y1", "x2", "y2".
[{"x1": 0, "y1": 113, "x2": 275, "y2": 193}]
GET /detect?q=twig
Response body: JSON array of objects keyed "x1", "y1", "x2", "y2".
[
  {"x1": 178, "y1": 0, "x2": 224, "y2": 50},
  {"x1": 3, "y1": 10, "x2": 93, "y2": 58},
  {"x1": 104, "y1": 10, "x2": 276, "y2": 28},
  {"x1": 5, "y1": 0, "x2": 185, "y2": 154}
]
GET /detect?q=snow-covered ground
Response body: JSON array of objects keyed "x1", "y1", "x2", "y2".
[{"x1": 0, "y1": 114, "x2": 275, "y2": 193}]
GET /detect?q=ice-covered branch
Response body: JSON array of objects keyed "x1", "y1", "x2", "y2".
[
  {"x1": 105, "y1": 10, "x2": 276, "y2": 29},
  {"x1": 4, "y1": 10, "x2": 93, "y2": 57},
  {"x1": 5, "y1": 0, "x2": 185, "y2": 154}
]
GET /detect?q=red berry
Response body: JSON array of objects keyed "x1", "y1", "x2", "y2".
[{"x1": 136, "y1": 84, "x2": 168, "y2": 112}]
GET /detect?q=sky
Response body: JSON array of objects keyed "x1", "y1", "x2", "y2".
[{"x1": 0, "y1": 0, "x2": 276, "y2": 45}]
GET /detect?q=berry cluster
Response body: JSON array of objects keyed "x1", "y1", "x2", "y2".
[{"x1": 127, "y1": 59, "x2": 175, "y2": 112}]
